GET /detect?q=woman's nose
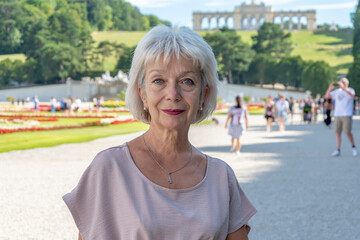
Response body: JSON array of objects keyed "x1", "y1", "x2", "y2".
[{"x1": 165, "y1": 82, "x2": 182, "y2": 101}]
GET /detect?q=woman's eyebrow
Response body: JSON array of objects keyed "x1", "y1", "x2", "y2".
[
  {"x1": 148, "y1": 69, "x2": 164, "y2": 74},
  {"x1": 178, "y1": 70, "x2": 198, "y2": 78}
]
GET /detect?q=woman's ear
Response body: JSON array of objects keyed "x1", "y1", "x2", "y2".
[
  {"x1": 138, "y1": 87, "x2": 148, "y2": 109},
  {"x1": 200, "y1": 85, "x2": 209, "y2": 108}
]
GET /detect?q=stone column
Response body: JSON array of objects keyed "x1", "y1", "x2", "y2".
[
  {"x1": 246, "y1": 15, "x2": 251, "y2": 30},
  {"x1": 297, "y1": 17, "x2": 301, "y2": 30},
  {"x1": 216, "y1": 17, "x2": 220, "y2": 30},
  {"x1": 192, "y1": 15, "x2": 202, "y2": 31},
  {"x1": 307, "y1": 15, "x2": 317, "y2": 30},
  {"x1": 234, "y1": 14, "x2": 241, "y2": 30},
  {"x1": 280, "y1": 17, "x2": 284, "y2": 29},
  {"x1": 208, "y1": 17, "x2": 211, "y2": 30},
  {"x1": 289, "y1": 17, "x2": 293, "y2": 31}
]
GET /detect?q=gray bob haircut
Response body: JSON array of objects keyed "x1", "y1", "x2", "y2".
[{"x1": 125, "y1": 25, "x2": 218, "y2": 124}]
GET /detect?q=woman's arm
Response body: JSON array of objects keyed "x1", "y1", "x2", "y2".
[
  {"x1": 225, "y1": 112, "x2": 232, "y2": 128},
  {"x1": 79, "y1": 232, "x2": 82, "y2": 240},
  {"x1": 226, "y1": 225, "x2": 250, "y2": 240},
  {"x1": 245, "y1": 112, "x2": 249, "y2": 129}
]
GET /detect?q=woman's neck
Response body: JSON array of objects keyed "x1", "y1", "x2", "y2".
[{"x1": 144, "y1": 126, "x2": 191, "y2": 155}]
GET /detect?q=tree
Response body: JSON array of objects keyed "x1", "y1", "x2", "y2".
[
  {"x1": 301, "y1": 61, "x2": 337, "y2": 97},
  {"x1": 20, "y1": 4, "x2": 90, "y2": 83},
  {"x1": 276, "y1": 56, "x2": 306, "y2": 88},
  {"x1": 37, "y1": 42, "x2": 84, "y2": 83},
  {"x1": 204, "y1": 28, "x2": 255, "y2": 83},
  {"x1": 244, "y1": 54, "x2": 277, "y2": 86},
  {"x1": 0, "y1": 0, "x2": 24, "y2": 53},
  {"x1": 252, "y1": 23, "x2": 293, "y2": 59},
  {"x1": 348, "y1": 0, "x2": 360, "y2": 94},
  {"x1": 116, "y1": 45, "x2": 136, "y2": 73},
  {"x1": 0, "y1": 59, "x2": 14, "y2": 86},
  {"x1": 95, "y1": 41, "x2": 113, "y2": 70}
]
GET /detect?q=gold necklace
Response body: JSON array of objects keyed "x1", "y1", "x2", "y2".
[{"x1": 142, "y1": 134, "x2": 193, "y2": 184}]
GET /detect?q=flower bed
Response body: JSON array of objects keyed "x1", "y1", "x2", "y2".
[
  {"x1": 83, "y1": 108, "x2": 130, "y2": 113},
  {"x1": 100, "y1": 100, "x2": 126, "y2": 108},
  {"x1": 0, "y1": 113, "x2": 116, "y2": 118},
  {"x1": 3, "y1": 118, "x2": 58, "y2": 122},
  {"x1": 0, "y1": 118, "x2": 138, "y2": 134}
]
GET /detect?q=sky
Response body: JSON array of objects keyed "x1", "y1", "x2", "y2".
[{"x1": 126, "y1": 0, "x2": 357, "y2": 28}]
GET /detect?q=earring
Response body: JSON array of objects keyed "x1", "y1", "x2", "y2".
[
  {"x1": 200, "y1": 107, "x2": 203, "y2": 111},
  {"x1": 144, "y1": 107, "x2": 147, "y2": 112}
]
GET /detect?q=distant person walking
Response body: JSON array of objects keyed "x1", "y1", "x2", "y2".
[
  {"x1": 288, "y1": 97, "x2": 295, "y2": 124},
  {"x1": 50, "y1": 97, "x2": 57, "y2": 114},
  {"x1": 323, "y1": 98, "x2": 333, "y2": 128},
  {"x1": 225, "y1": 96, "x2": 249, "y2": 155},
  {"x1": 275, "y1": 94, "x2": 289, "y2": 132},
  {"x1": 264, "y1": 95, "x2": 275, "y2": 132},
  {"x1": 325, "y1": 77, "x2": 358, "y2": 157},
  {"x1": 33, "y1": 96, "x2": 39, "y2": 111}
]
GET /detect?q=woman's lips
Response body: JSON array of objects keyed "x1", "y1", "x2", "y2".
[{"x1": 162, "y1": 109, "x2": 185, "y2": 115}]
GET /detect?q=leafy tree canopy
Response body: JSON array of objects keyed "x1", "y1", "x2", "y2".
[
  {"x1": 301, "y1": 61, "x2": 337, "y2": 96},
  {"x1": 204, "y1": 27, "x2": 255, "y2": 83},
  {"x1": 252, "y1": 23, "x2": 293, "y2": 59},
  {"x1": 348, "y1": 0, "x2": 360, "y2": 94}
]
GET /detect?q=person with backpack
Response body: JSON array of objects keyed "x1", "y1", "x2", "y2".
[{"x1": 225, "y1": 96, "x2": 249, "y2": 155}]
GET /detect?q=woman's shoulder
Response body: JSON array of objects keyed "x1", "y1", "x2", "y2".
[
  {"x1": 206, "y1": 155, "x2": 236, "y2": 176},
  {"x1": 90, "y1": 143, "x2": 130, "y2": 169}
]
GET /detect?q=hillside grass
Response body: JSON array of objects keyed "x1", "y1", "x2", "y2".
[
  {"x1": 1, "y1": 30, "x2": 353, "y2": 74},
  {"x1": 0, "y1": 54, "x2": 26, "y2": 62}
]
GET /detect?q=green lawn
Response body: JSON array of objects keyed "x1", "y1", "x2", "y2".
[
  {"x1": 0, "y1": 116, "x2": 215, "y2": 153},
  {"x1": 0, "y1": 122, "x2": 149, "y2": 153},
  {"x1": 91, "y1": 31, "x2": 147, "y2": 46},
  {"x1": 291, "y1": 31, "x2": 353, "y2": 74}
]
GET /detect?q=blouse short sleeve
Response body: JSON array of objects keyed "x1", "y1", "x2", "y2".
[
  {"x1": 227, "y1": 166, "x2": 257, "y2": 234},
  {"x1": 63, "y1": 150, "x2": 116, "y2": 240}
]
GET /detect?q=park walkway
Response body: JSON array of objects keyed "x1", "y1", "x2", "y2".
[{"x1": 0, "y1": 114, "x2": 359, "y2": 239}]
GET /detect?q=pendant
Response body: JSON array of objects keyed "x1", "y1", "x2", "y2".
[{"x1": 168, "y1": 174, "x2": 173, "y2": 184}]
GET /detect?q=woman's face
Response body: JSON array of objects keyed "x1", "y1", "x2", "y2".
[{"x1": 139, "y1": 56, "x2": 207, "y2": 130}]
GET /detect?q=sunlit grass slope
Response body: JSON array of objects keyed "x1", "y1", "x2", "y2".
[{"x1": 0, "y1": 30, "x2": 353, "y2": 74}]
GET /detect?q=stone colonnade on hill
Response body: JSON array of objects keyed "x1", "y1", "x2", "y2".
[{"x1": 193, "y1": 2, "x2": 317, "y2": 31}]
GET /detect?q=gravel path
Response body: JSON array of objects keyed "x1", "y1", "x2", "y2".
[{"x1": 0, "y1": 114, "x2": 359, "y2": 240}]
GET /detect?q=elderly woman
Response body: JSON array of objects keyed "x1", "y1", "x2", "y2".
[{"x1": 63, "y1": 25, "x2": 256, "y2": 240}]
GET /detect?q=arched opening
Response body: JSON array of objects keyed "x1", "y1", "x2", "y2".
[
  {"x1": 300, "y1": 16, "x2": 308, "y2": 30},
  {"x1": 282, "y1": 16, "x2": 290, "y2": 30},
  {"x1": 291, "y1": 16, "x2": 299, "y2": 30},
  {"x1": 242, "y1": 18, "x2": 249, "y2": 30},
  {"x1": 227, "y1": 17, "x2": 234, "y2": 29},
  {"x1": 273, "y1": 16, "x2": 282, "y2": 27},
  {"x1": 259, "y1": 17, "x2": 265, "y2": 28},
  {"x1": 210, "y1": 17, "x2": 218, "y2": 30},
  {"x1": 250, "y1": 17, "x2": 257, "y2": 30},
  {"x1": 218, "y1": 17, "x2": 226, "y2": 28},
  {"x1": 201, "y1": 17, "x2": 210, "y2": 30}
]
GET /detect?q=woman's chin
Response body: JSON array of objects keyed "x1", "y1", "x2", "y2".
[{"x1": 154, "y1": 119, "x2": 190, "y2": 131}]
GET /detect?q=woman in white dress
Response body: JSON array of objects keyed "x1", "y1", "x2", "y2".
[{"x1": 225, "y1": 96, "x2": 249, "y2": 155}]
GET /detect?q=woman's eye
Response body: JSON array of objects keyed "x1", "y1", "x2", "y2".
[
  {"x1": 153, "y1": 79, "x2": 164, "y2": 84},
  {"x1": 183, "y1": 78, "x2": 194, "y2": 85}
]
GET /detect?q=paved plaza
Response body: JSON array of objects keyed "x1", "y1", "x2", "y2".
[{"x1": 0, "y1": 114, "x2": 359, "y2": 240}]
